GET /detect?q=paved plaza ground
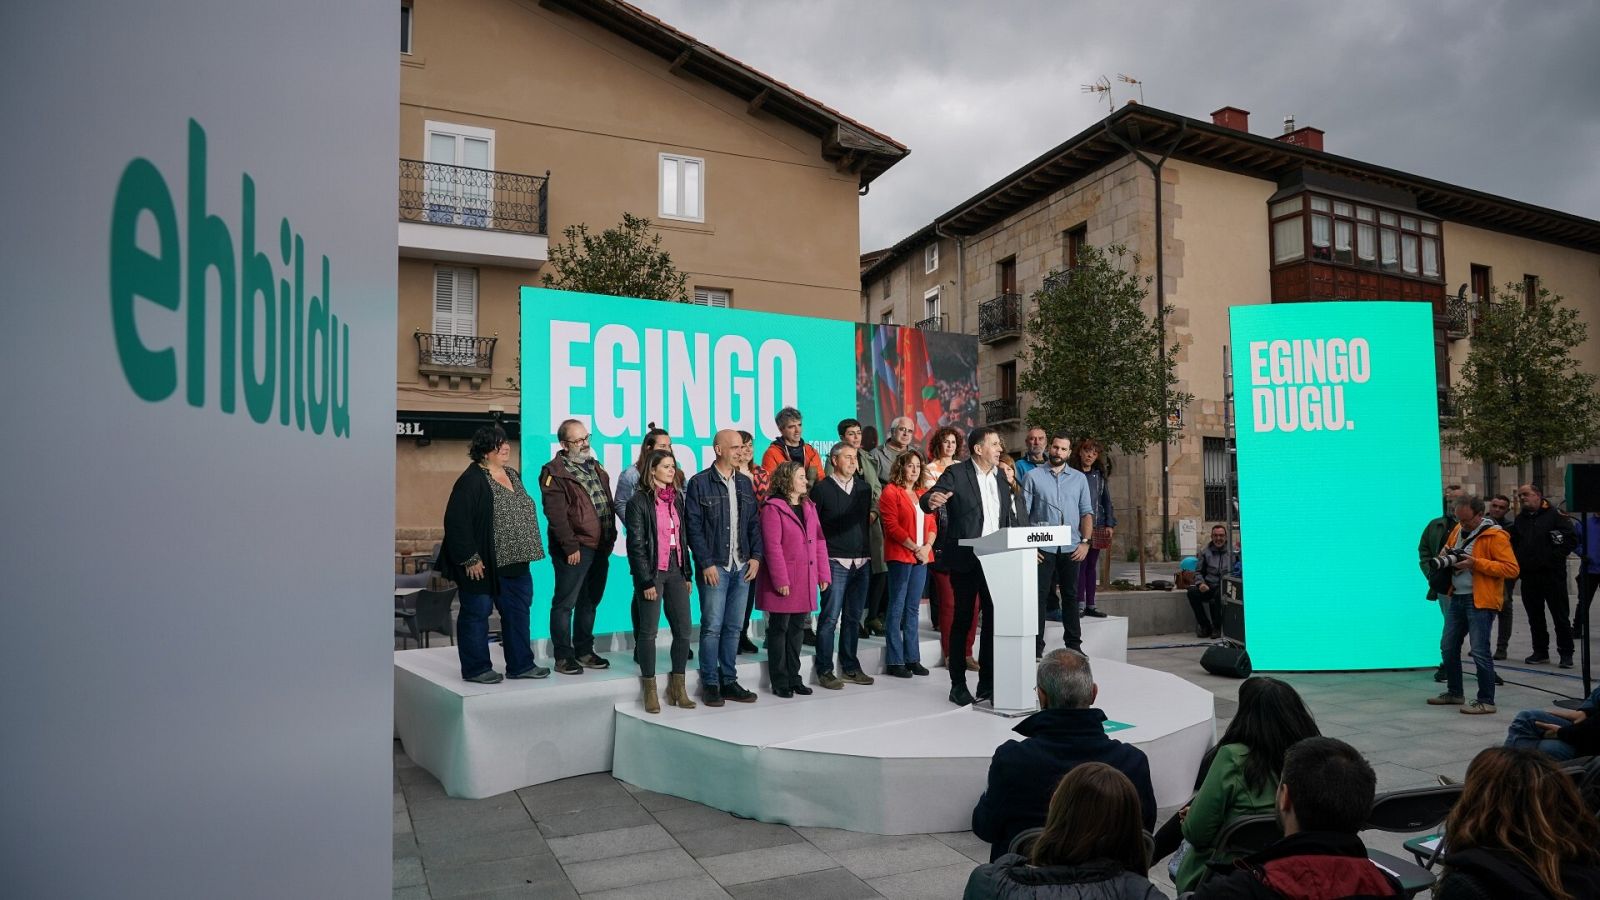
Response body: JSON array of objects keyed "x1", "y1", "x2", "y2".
[{"x1": 393, "y1": 620, "x2": 1595, "y2": 899}]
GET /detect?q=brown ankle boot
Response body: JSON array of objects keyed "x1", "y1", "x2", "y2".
[
  {"x1": 641, "y1": 677, "x2": 660, "y2": 714},
  {"x1": 666, "y1": 673, "x2": 697, "y2": 709}
]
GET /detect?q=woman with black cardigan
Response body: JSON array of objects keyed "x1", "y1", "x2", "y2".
[
  {"x1": 441, "y1": 425, "x2": 547, "y2": 683},
  {"x1": 624, "y1": 449, "x2": 697, "y2": 713}
]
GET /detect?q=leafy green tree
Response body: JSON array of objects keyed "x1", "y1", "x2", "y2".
[
  {"x1": 541, "y1": 212, "x2": 688, "y2": 302},
  {"x1": 1020, "y1": 243, "x2": 1191, "y2": 454},
  {"x1": 1445, "y1": 282, "x2": 1600, "y2": 481}
]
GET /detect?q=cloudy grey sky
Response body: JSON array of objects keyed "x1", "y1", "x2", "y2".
[{"x1": 634, "y1": 0, "x2": 1600, "y2": 253}]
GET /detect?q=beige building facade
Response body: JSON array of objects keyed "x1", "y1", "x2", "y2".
[
  {"x1": 863, "y1": 104, "x2": 1600, "y2": 560},
  {"x1": 394, "y1": 0, "x2": 904, "y2": 552}
]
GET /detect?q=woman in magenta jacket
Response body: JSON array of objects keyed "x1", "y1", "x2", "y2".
[{"x1": 756, "y1": 460, "x2": 831, "y2": 698}]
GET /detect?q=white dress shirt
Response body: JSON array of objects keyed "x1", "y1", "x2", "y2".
[{"x1": 976, "y1": 463, "x2": 1001, "y2": 536}]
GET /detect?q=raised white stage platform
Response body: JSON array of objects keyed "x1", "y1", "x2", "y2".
[
  {"x1": 612, "y1": 657, "x2": 1214, "y2": 834},
  {"x1": 394, "y1": 610, "x2": 1167, "y2": 800}
]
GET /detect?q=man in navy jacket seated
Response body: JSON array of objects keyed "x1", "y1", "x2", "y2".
[{"x1": 972, "y1": 649, "x2": 1156, "y2": 861}]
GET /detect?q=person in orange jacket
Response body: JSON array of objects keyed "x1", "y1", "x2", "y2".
[
  {"x1": 760, "y1": 407, "x2": 825, "y2": 485},
  {"x1": 1427, "y1": 494, "x2": 1520, "y2": 715}
]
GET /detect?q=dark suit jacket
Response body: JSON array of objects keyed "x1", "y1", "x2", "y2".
[{"x1": 920, "y1": 458, "x2": 1017, "y2": 573}]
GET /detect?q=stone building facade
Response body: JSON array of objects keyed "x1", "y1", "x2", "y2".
[{"x1": 862, "y1": 104, "x2": 1600, "y2": 561}]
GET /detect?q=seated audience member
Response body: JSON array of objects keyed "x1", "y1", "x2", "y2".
[
  {"x1": 1505, "y1": 683, "x2": 1600, "y2": 762},
  {"x1": 972, "y1": 650, "x2": 1156, "y2": 862},
  {"x1": 1171, "y1": 678, "x2": 1320, "y2": 893},
  {"x1": 1435, "y1": 747, "x2": 1600, "y2": 900},
  {"x1": 1193, "y1": 737, "x2": 1401, "y2": 899},
  {"x1": 964, "y1": 763, "x2": 1165, "y2": 900}
]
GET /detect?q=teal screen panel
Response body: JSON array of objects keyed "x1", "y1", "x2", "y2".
[
  {"x1": 1229, "y1": 302, "x2": 1442, "y2": 671},
  {"x1": 519, "y1": 287, "x2": 857, "y2": 640}
]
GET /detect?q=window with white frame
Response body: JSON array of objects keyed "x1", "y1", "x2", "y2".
[
  {"x1": 924, "y1": 244, "x2": 939, "y2": 273},
  {"x1": 431, "y1": 267, "x2": 479, "y2": 365},
  {"x1": 424, "y1": 121, "x2": 493, "y2": 227},
  {"x1": 923, "y1": 286, "x2": 941, "y2": 323},
  {"x1": 401, "y1": 2, "x2": 413, "y2": 54},
  {"x1": 692, "y1": 287, "x2": 730, "y2": 308},
  {"x1": 659, "y1": 153, "x2": 704, "y2": 222},
  {"x1": 880, "y1": 308, "x2": 894, "y2": 326}
]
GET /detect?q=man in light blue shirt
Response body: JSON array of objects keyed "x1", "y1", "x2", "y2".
[{"x1": 1022, "y1": 432, "x2": 1094, "y2": 656}]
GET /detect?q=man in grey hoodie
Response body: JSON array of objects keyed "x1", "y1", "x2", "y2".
[{"x1": 1187, "y1": 525, "x2": 1232, "y2": 638}]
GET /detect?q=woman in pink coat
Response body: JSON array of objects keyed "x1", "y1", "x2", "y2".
[{"x1": 757, "y1": 461, "x2": 832, "y2": 698}]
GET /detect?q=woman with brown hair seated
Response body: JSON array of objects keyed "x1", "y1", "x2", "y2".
[
  {"x1": 1436, "y1": 746, "x2": 1600, "y2": 900},
  {"x1": 963, "y1": 762, "x2": 1163, "y2": 899}
]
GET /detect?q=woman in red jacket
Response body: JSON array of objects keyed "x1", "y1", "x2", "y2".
[
  {"x1": 755, "y1": 461, "x2": 831, "y2": 698},
  {"x1": 879, "y1": 450, "x2": 936, "y2": 678}
]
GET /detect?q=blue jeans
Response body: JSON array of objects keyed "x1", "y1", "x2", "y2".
[
  {"x1": 1505, "y1": 684, "x2": 1600, "y2": 761},
  {"x1": 817, "y1": 560, "x2": 869, "y2": 674},
  {"x1": 458, "y1": 570, "x2": 534, "y2": 679},
  {"x1": 1442, "y1": 594, "x2": 1495, "y2": 703},
  {"x1": 885, "y1": 561, "x2": 927, "y2": 666},
  {"x1": 697, "y1": 563, "x2": 750, "y2": 686}
]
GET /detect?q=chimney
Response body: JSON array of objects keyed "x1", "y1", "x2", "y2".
[
  {"x1": 1278, "y1": 126, "x2": 1325, "y2": 152},
  {"x1": 1211, "y1": 106, "x2": 1250, "y2": 132}
]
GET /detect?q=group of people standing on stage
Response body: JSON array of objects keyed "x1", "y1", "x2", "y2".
[{"x1": 439, "y1": 406, "x2": 1115, "y2": 710}]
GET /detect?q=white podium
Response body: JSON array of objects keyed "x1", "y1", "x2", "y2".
[{"x1": 960, "y1": 524, "x2": 1076, "y2": 715}]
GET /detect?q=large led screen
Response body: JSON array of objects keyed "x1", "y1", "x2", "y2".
[{"x1": 1230, "y1": 302, "x2": 1443, "y2": 670}]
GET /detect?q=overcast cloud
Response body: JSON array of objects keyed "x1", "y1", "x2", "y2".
[{"x1": 634, "y1": 0, "x2": 1600, "y2": 253}]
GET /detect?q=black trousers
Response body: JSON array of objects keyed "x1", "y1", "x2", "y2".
[
  {"x1": 765, "y1": 612, "x2": 805, "y2": 690},
  {"x1": 1523, "y1": 566, "x2": 1574, "y2": 658},
  {"x1": 1038, "y1": 552, "x2": 1082, "y2": 655},
  {"x1": 867, "y1": 570, "x2": 889, "y2": 622},
  {"x1": 1496, "y1": 580, "x2": 1516, "y2": 652},
  {"x1": 1186, "y1": 583, "x2": 1221, "y2": 632},
  {"x1": 550, "y1": 545, "x2": 610, "y2": 660},
  {"x1": 949, "y1": 567, "x2": 994, "y2": 693},
  {"x1": 1576, "y1": 571, "x2": 1599, "y2": 633}
]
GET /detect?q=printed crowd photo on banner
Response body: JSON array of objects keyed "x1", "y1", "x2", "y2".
[
  {"x1": 521, "y1": 287, "x2": 980, "y2": 639},
  {"x1": 855, "y1": 323, "x2": 981, "y2": 447}
]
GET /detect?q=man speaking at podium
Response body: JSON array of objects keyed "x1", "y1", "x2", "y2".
[
  {"x1": 924, "y1": 428, "x2": 1018, "y2": 706},
  {"x1": 1021, "y1": 433, "x2": 1094, "y2": 658}
]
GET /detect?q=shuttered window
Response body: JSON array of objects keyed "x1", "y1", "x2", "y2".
[
  {"x1": 692, "y1": 287, "x2": 730, "y2": 308},
  {"x1": 432, "y1": 267, "x2": 478, "y2": 365}
]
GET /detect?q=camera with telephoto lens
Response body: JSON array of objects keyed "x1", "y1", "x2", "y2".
[{"x1": 1425, "y1": 548, "x2": 1470, "y2": 573}]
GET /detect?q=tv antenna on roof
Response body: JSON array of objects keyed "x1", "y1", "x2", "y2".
[
  {"x1": 1117, "y1": 73, "x2": 1145, "y2": 104},
  {"x1": 1080, "y1": 76, "x2": 1113, "y2": 114}
]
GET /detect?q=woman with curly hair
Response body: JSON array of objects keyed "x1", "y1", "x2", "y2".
[{"x1": 1436, "y1": 747, "x2": 1600, "y2": 900}]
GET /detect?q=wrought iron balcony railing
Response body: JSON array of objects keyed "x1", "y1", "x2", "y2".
[
  {"x1": 983, "y1": 397, "x2": 1020, "y2": 423},
  {"x1": 399, "y1": 159, "x2": 549, "y2": 235},
  {"x1": 1041, "y1": 267, "x2": 1076, "y2": 293},
  {"x1": 1437, "y1": 387, "x2": 1455, "y2": 419},
  {"x1": 1444, "y1": 296, "x2": 1469, "y2": 341},
  {"x1": 978, "y1": 293, "x2": 1024, "y2": 343},
  {"x1": 415, "y1": 332, "x2": 497, "y2": 375},
  {"x1": 914, "y1": 313, "x2": 947, "y2": 332}
]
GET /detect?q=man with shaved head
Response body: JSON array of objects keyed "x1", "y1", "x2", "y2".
[{"x1": 685, "y1": 429, "x2": 763, "y2": 705}]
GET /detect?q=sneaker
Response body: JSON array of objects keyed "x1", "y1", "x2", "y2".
[
  {"x1": 465, "y1": 670, "x2": 504, "y2": 684},
  {"x1": 508, "y1": 665, "x2": 550, "y2": 679},
  {"x1": 1044, "y1": 609, "x2": 1063, "y2": 622},
  {"x1": 976, "y1": 687, "x2": 993, "y2": 703},
  {"x1": 949, "y1": 685, "x2": 975, "y2": 706},
  {"x1": 738, "y1": 636, "x2": 759, "y2": 655},
  {"x1": 865, "y1": 617, "x2": 886, "y2": 636},
  {"x1": 1427, "y1": 693, "x2": 1465, "y2": 705},
  {"x1": 1493, "y1": 649, "x2": 1507, "y2": 661},
  {"x1": 1196, "y1": 625, "x2": 1210, "y2": 639},
  {"x1": 577, "y1": 653, "x2": 610, "y2": 670},
  {"x1": 791, "y1": 683, "x2": 813, "y2": 695},
  {"x1": 554, "y1": 658, "x2": 583, "y2": 676},
  {"x1": 1560, "y1": 656, "x2": 1575, "y2": 669},
  {"x1": 909, "y1": 662, "x2": 930, "y2": 676},
  {"x1": 1526, "y1": 653, "x2": 1550, "y2": 664},
  {"x1": 1461, "y1": 700, "x2": 1497, "y2": 715},
  {"x1": 724, "y1": 682, "x2": 758, "y2": 703},
  {"x1": 844, "y1": 670, "x2": 876, "y2": 686},
  {"x1": 1437, "y1": 774, "x2": 1458, "y2": 786},
  {"x1": 818, "y1": 671, "x2": 844, "y2": 690},
  {"x1": 702, "y1": 684, "x2": 725, "y2": 707},
  {"x1": 887, "y1": 665, "x2": 912, "y2": 678},
  {"x1": 1433, "y1": 668, "x2": 1447, "y2": 683},
  {"x1": 1083, "y1": 607, "x2": 1107, "y2": 618}
]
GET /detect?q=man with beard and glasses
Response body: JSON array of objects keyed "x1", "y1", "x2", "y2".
[{"x1": 540, "y1": 419, "x2": 618, "y2": 676}]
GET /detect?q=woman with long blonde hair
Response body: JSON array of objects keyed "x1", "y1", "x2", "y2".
[{"x1": 1436, "y1": 747, "x2": 1600, "y2": 900}]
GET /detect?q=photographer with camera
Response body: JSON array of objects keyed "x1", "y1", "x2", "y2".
[
  {"x1": 1511, "y1": 483, "x2": 1579, "y2": 667},
  {"x1": 1420, "y1": 486, "x2": 1462, "y2": 682},
  {"x1": 1426, "y1": 495, "x2": 1519, "y2": 715}
]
